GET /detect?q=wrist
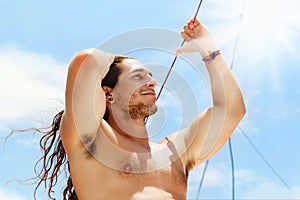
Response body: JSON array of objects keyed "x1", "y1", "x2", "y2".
[
  {"x1": 201, "y1": 50, "x2": 221, "y2": 62},
  {"x1": 199, "y1": 45, "x2": 219, "y2": 57}
]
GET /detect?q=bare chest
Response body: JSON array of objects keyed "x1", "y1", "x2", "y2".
[
  {"x1": 118, "y1": 161, "x2": 187, "y2": 187},
  {"x1": 111, "y1": 163, "x2": 187, "y2": 200},
  {"x1": 71, "y1": 158, "x2": 187, "y2": 200}
]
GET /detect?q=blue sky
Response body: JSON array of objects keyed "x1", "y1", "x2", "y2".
[{"x1": 1, "y1": 0, "x2": 300, "y2": 199}]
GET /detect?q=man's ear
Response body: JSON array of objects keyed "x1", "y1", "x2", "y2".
[{"x1": 102, "y1": 86, "x2": 113, "y2": 98}]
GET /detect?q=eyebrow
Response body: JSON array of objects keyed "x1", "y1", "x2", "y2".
[{"x1": 131, "y1": 68, "x2": 153, "y2": 77}]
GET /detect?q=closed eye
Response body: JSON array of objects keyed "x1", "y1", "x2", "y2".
[
  {"x1": 130, "y1": 68, "x2": 153, "y2": 80},
  {"x1": 132, "y1": 73, "x2": 143, "y2": 79}
]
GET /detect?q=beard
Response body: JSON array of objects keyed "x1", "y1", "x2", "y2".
[
  {"x1": 128, "y1": 102, "x2": 157, "y2": 120},
  {"x1": 116, "y1": 89, "x2": 157, "y2": 120}
]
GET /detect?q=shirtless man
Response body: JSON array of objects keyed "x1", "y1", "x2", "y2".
[{"x1": 60, "y1": 18, "x2": 246, "y2": 199}]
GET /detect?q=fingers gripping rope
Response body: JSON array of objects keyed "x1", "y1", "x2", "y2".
[{"x1": 156, "y1": 0, "x2": 204, "y2": 99}]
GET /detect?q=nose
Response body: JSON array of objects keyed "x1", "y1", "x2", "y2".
[{"x1": 146, "y1": 77, "x2": 157, "y2": 88}]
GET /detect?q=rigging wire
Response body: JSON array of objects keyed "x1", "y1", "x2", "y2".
[
  {"x1": 193, "y1": 0, "x2": 248, "y2": 198},
  {"x1": 229, "y1": 0, "x2": 247, "y2": 71},
  {"x1": 228, "y1": 138, "x2": 236, "y2": 200},
  {"x1": 229, "y1": 0, "x2": 292, "y2": 196},
  {"x1": 238, "y1": 127, "x2": 292, "y2": 192},
  {"x1": 227, "y1": 0, "x2": 248, "y2": 198},
  {"x1": 195, "y1": 160, "x2": 209, "y2": 199}
]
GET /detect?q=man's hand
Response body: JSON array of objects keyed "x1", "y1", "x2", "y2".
[{"x1": 176, "y1": 18, "x2": 217, "y2": 57}]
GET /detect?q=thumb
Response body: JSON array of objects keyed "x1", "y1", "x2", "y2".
[
  {"x1": 176, "y1": 43, "x2": 195, "y2": 57},
  {"x1": 176, "y1": 47, "x2": 185, "y2": 57},
  {"x1": 176, "y1": 40, "x2": 204, "y2": 57}
]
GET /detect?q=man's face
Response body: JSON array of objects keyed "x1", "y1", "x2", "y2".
[{"x1": 112, "y1": 59, "x2": 157, "y2": 120}]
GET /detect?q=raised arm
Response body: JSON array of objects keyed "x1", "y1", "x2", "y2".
[
  {"x1": 60, "y1": 49, "x2": 114, "y2": 151},
  {"x1": 176, "y1": 18, "x2": 246, "y2": 169}
]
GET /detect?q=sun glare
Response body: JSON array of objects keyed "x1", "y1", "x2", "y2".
[
  {"x1": 207, "y1": 0, "x2": 299, "y2": 59},
  {"x1": 208, "y1": 0, "x2": 299, "y2": 94},
  {"x1": 236, "y1": 0, "x2": 300, "y2": 88},
  {"x1": 241, "y1": 0, "x2": 298, "y2": 55}
]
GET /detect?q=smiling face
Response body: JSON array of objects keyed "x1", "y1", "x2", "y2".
[{"x1": 112, "y1": 59, "x2": 157, "y2": 120}]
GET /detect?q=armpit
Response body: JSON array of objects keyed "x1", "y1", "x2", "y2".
[{"x1": 80, "y1": 134, "x2": 97, "y2": 158}]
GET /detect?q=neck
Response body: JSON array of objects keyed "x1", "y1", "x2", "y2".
[{"x1": 107, "y1": 114, "x2": 150, "y2": 150}]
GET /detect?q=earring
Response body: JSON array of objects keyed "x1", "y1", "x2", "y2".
[{"x1": 107, "y1": 96, "x2": 115, "y2": 103}]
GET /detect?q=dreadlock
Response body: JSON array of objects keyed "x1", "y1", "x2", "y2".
[{"x1": 17, "y1": 55, "x2": 132, "y2": 200}]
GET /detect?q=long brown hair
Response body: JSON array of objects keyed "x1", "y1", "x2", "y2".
[
  {"x1": 34, "y1": 110, "x2": 75, "y2": 199},
  {"x1": 9, "y1": 55, "x2": 131, "y2": 200}
]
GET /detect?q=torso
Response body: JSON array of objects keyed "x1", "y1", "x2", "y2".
[
  {"x1": 69, "y1": 158, "x2": 187, "y2": 200},
  {"x1": 61, "y1": 120, "x2": 189, "y2": 200}
]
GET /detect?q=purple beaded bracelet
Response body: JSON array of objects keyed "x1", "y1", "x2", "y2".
[{"x1": 202, "y1": 50, "x2": 221, "y2": 62}]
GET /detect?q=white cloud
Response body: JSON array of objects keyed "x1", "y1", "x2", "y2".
[
  {"x1": 202, "y1": 164, "x2": 229, "y2": 188},
  {"x1": 15, "y1": 136, "x2": 39, "y2": 148},
  {"x1": 291, "y1": 186, "x2": 300, "y2": 199},
  {"x1": 236, "y1": 169, "x2": 300, "y2": 199},
  {"x1": 188, "y1": 163, "x2": 300, "y2": 199},
  {"x1": 267, "y1": 108, "x2": 289, "y2": 120},
  {"x1": 0, "y1": 44, "x2": 67, "y2": 128},
  {"x1": 188, "y1": 162, "x2": 230, "y2": 194},
  {"x1": 0, "y1": 187, "x2": 26, "y2": 200}
]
